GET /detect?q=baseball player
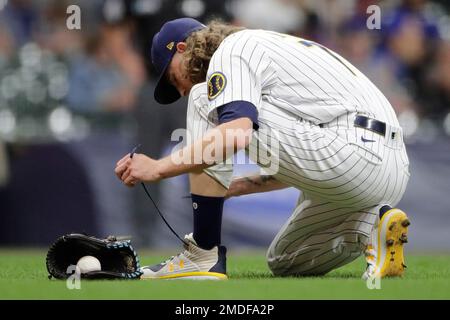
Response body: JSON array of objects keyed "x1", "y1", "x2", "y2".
[{"x1": 115, "y1": 18, "x2": 411, "y2": 280}]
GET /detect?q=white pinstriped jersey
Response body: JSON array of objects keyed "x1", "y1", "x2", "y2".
[
  {"x1": 200, "y1": 28, "x2": 409, "y2": 204},
  {"x1": 206, "y1": 29, "x2": 400, "y2": 128},
  {"x1": 187, "y1": 80, "x2": 409, "y2": 275}
]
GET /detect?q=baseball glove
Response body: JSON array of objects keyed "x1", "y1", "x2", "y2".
[{"x1": 46, "y1": 233, "x2": 143, "y2": 280}]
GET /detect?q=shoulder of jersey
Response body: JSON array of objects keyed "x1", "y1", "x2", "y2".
[
  {"x1": 189, "y1": 82, "x2": 208, "y2": 100},
  {"x1": 215, "y1": 29, "x2": 261, "y2": 49},
  {"x1": 210, "y1": 30, "x2": 266, "y2": 64},
  {"x1": 228, "y1": 29, "x2": 263, "y2": 41}
]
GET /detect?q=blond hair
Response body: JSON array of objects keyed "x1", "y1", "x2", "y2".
[{"x1": 184, "y1": 20, "x2": 244, "y2": 84}]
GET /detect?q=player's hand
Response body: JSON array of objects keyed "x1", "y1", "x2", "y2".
[{"x1": 115, "y1": 153, "x2": 162, "y2": 187}]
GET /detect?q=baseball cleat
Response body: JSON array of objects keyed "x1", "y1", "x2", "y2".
[
  {"x1": 140, "y1": 233, "x2": 227, "y2": 280},
  {"x1": 363, "y1": 207, "x2": 410, "y2": 279}
]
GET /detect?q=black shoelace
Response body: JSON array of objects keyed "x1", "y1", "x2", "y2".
[{"x1": 130, "y1": 144, "x2": 189, "y2": 247}]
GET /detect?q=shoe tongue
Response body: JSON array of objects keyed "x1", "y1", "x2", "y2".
[
  {"x1": 184, "y1": 233, "x2": 198, "y2": 247},
  {"x1": 184, "y1": 233, "x2": 198, "y2": 250}
]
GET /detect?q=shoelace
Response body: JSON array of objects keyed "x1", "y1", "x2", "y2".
[
  {"x1": 161, "y1": 238, "x2": 192, "y2": 265},
  {"x1": 130, "y1": 144, "x2": 189, "y2": 247}
]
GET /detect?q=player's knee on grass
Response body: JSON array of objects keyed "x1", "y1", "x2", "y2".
[{"x1": 266, "y1": 233, "x2": 369, "y2": 277}]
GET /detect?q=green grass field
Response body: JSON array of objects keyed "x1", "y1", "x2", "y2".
[{"x1": 1, "y1": 249, "x2": 449, "y2": 299}]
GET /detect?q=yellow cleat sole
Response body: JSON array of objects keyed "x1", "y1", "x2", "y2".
[{"x1": 377, "y1": 208, "x2": 410, "y2": 278}]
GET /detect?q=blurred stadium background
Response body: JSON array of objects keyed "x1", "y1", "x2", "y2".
[{"x1": 0, "y1": 0, "x2": 449, "y2": 252}]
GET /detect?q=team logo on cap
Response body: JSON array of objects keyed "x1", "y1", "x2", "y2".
[
  {"x1": 207, "y1": 72, "x2": 226, "y2": 100},
  {"x1": 166, "y1": 41, "x2": 174, "y2": 51}
]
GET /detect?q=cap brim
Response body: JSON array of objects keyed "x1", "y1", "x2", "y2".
[{"x1": 154, "y1": 64, "x2": 181, "y2": 105}]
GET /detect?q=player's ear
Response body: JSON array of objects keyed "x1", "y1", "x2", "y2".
[{"x1": 176, "y1": 42, "x2": 187, "y2": 53}]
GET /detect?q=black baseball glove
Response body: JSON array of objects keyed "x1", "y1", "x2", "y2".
[{"x1": 46, "y1": 233, "x2": 143, "y2": 280}]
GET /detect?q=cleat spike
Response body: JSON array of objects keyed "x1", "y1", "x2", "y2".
[
  {"x1": 402, "y1": 263, "x2": 407, "y2": 269},
  {"x1": 389, "y1": 222, "x2": 397, "y2": 231},
  {"x1": 386, "y1": 239, "x2": 395, "y2": 246},
  {"x1": 402, "y1": 219, "x2": 411, "y2": 227},
  {"x1": 399, "y1": 234, "x2": 408, "y2": 243}
]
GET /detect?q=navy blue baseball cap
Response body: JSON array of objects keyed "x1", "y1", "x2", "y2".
[{"x1": 151, "y1": 18, "x2": 206, "y2": 104}]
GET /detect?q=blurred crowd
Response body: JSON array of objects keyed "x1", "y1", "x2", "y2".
[
  {"x1": 0, "y1": 0, "x2": 449, "y2": 143},
  {"x1": 0, "y1": 0, "x2": 449, "y2": 246}
]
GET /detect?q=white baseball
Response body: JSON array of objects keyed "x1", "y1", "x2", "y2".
[{"x1": 76, "y1": 256, "x2": 101, "y2": 273}]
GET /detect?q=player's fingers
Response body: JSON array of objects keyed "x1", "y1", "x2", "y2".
[
  {"x1": 114, "y1": 166, "x2": 121, "y2": 179},
  {"x1": 123, "y1": 175, "x2": 137, "y2": 187},
  {"x1": 117, "y1": 158, "x2": 131, "y2": 170},
  {"x1": 123, "y1": 178, "x2": 135, "y2": 187},
  {"x1": 115, "y1": 161, "x2": 129, "y2": 179},
  {"x1": 114, "y1": 163, "x2": 125, "y2": 176},
  {"x1": 121, "y1": 167, "x2": 131, "y2": 181},
  {"x1": 116, "y1": 155, "x2": 130, "y2": 167},
  {"x1": 125, "y1": 181, "x2": 136, "y2": 188},
  {"x1": 116, "y1": 154, "x2": 131, "y2": 166}
]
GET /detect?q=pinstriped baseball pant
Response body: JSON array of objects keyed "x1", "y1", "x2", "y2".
[
  {"x1": 255, "y1": 112, "x2": 410, "y2": 276},
  {"x1": 266, "y1": 194, "x2": 380, "y2": 276}
]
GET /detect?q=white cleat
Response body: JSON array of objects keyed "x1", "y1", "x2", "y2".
[{"x1": 140, "y1": 233, "x2": 227, "y2": 280}]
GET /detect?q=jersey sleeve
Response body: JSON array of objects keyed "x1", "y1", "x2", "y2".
[
  {"x1": 217, "y1": 101, "x2": 259, "y2": 130},
  {"x1": 206, "y1": 31, "x2": 272, "y2": 117}
]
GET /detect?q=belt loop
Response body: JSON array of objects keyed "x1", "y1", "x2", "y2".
[{"x1": 385, "y1": 123, "x2": 403, "y2": 148}]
